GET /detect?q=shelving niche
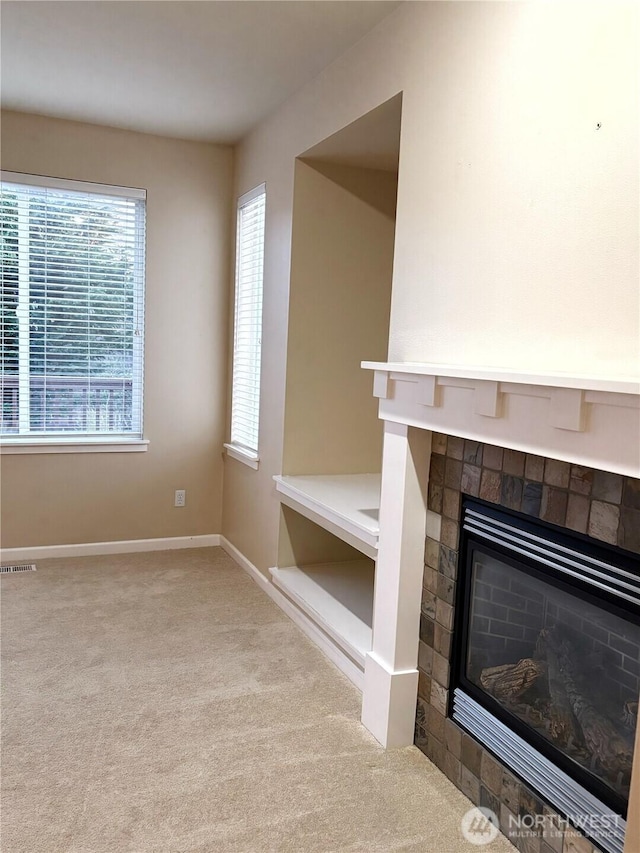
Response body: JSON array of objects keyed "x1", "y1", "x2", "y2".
[
  {"x1": 272, "y1": 95, "x2": 401, "y2": 687},
  {"x1": 271, "y1": 473, "x2": 381, "y2": 669}
]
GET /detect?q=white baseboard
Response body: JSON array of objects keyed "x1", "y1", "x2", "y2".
[
  {"x1": 220, "y1": 536, "x2": 364, "y2": 691},
  {"x1": 219, "y1": 536, "x2": 274, "y2": 595},
  {"x1": 1, "y1": 534, "x2": 221, "y2": 562}
]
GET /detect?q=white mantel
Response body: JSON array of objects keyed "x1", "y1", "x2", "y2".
[
  {"x1": 363, "y1": 361, "x2": 640, "y2": 478},
  {"x1": 358, "y1": 360, "x2": 640, "y2": 751}
]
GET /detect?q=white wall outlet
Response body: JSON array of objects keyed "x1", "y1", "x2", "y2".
[{"x1": 174, "y1": 489, "x2": 186, "y2": 507}]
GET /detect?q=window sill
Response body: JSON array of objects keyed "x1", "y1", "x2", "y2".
[
  {"x1": 0, "y1": 438, "x2": 150, "y2": 455},
  {"x1": 224, "y1": 443, "x2": 259, "y2": 469}
]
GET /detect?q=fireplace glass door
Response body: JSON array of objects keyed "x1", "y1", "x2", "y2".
[{"x1": 454, "y1": 500, "x2": 640, "y2": 823}]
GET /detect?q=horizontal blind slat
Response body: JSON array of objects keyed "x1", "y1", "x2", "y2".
[
  {"x1": 0, "y1": 175, "x2": 146, "y2": 438},
  {"x1": 230, "y1": 187, "x2": 265, "y2": 454}
]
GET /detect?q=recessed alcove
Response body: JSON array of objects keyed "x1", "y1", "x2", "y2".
[{"x1": 272, "y1": 94, "x2": 402, "y2": 684}]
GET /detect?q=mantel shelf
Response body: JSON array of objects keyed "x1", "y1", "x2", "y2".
[
  {"x1": 362, "y1": 362, "x2": 640, "y2": 478},
  {"x1": 362, "y1": 361, "x2": 640, "y2": 395},
  {"x1": 273, "y1": 473, "x2": 381, "y2": 559}
]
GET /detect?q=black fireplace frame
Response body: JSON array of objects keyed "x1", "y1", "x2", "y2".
[{"x1": 450, "y1": 496, "x2": 640, "y2": 821}]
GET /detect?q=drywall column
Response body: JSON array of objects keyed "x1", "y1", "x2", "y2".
[
  {"x1": 361, "y1": 418, "x2": 430, "y2": 747},
  {"x1": 624, "y1": 718, "x2": 640, "y2": 852}
]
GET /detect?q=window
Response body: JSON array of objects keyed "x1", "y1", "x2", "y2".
[
  {"x1": 0, "y1": 172, "x2": 146, "y2": 446},
  {"x1": 227, "y1": 184, "x2": 265, "y2": 467}
]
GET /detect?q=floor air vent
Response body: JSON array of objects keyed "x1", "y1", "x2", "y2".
[{"x1": 1, "y1": 564, "x2": 37, "y2": 574}]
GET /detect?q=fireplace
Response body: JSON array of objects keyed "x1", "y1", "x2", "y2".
[
  {"x1": 408, "y1": 433, "x2": 640, "y2": 853},
  {"x1": 451, "y1": 498, "x2": 640, "y2": 853},
  {"x1": 360, "y1": 363, "x2": 640, "y2": 853}
]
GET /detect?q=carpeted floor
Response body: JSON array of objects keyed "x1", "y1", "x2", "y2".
[{"x1": 1, "y1": 547, "x2": 515, "y2": 852}]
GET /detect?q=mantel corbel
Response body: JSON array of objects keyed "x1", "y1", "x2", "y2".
[{"x1": 362, "y1": 362, "x2": 640, "y2": 478}]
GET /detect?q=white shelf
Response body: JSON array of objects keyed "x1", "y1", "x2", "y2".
[
  {"x1": 273, "y1": 473, "x2": 381, "y2": 559},
  {"x1": 269, "y1": 560, "x2": 374, "y2": 668}
]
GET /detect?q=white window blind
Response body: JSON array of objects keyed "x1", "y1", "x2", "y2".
[
  {"x1": 230, "y1": 184, "x2": 265, "y2": 456},
  {"x1": 0, "y1": 171, "x2": 146, "y2": 440}
]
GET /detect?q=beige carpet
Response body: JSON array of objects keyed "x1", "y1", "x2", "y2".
[{"x1": 1, "y1": 547, "x2": 515, "y2": 852}]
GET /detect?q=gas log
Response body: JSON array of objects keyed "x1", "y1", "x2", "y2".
[
  {"x1": 480, "y1": 658, "x2": 546, "y2": 701},
  {"x1": 536, "y1": 629, "x2": 585, "y2": 748},
  {"x1": 538, "y1": 628, "x2": 634, "y2": 777},
  {"x1": 479, "y1": 627, "x2": 635, "y2": 781}
]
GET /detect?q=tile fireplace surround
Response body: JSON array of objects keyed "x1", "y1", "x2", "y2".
[
  {"x1": 416, "y1": 435, "x2": 639, "y2": 853},
  {"x1": 360, "y1": 363, "x2": 640, "y2": 853}
]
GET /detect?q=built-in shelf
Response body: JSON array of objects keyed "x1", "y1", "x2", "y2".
[
  {"x1": 272, "y1": 473, "x2": 381, "y2": 684},
  {"x1": 269, "y1": 560, "x2": 374, "y2": 668},
  {"x1": 273, "y1": 473, "x2": 381, "y2": 559}
]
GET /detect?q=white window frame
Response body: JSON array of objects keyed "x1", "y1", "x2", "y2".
[
  {"x1": 0, "y1": 171, "x2": 148, "y2": 454},
  {"x1": 225, "y1": 183, "x2": 266, "y2": 470}
]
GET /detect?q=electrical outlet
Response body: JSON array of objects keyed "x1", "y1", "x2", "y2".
[{"x1": 174, "y1": 489, "x2": 186, "y2": 507}]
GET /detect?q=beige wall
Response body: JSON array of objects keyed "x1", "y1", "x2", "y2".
[
  {"x1": 278, "y1": 506, "x2": 365, "y2": 569},
  {"x1": 0, "y1": 111, "x2": 233, "y2": 548},
  {"x1": 389, "y1": 2, "x2": 639, "y2": 375},
  {"x1": 283, "y1": 160, "x2": 395, "y2": 475},
  {"x1": 222, "y1": 1, "x2": 639, "y2": 576}
]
